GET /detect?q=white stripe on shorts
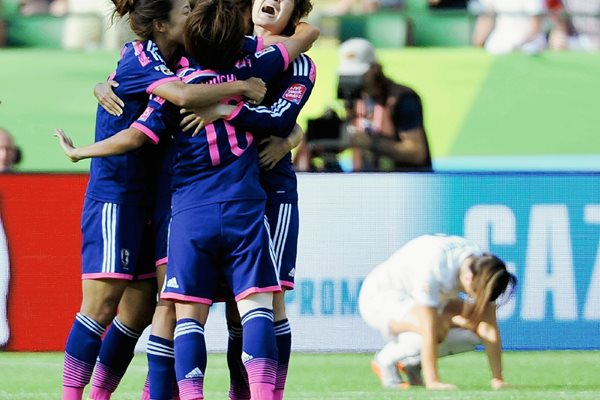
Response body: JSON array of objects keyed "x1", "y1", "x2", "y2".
[{"x1": 102, "y1": 203, "x2": 117, "y2": 274}]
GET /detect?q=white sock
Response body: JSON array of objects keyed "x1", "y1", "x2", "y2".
[{"x1": 376, "y1": 332, "x2": 422, "y2": 367}]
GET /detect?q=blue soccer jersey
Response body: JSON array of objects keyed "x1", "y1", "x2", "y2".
[
  {"x1": 227, "y1": 53, "x2": 317, "y2": 202},
  {"x1": 133, "y1": 43, "x2": 292, "y2": 213},
  {"x1": 85, "y1": 39, "x2": 180, "y2": 206}
]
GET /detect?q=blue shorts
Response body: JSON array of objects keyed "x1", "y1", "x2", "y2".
[
  {"x1": 265, "y1": 200, "x2": 298, "y2": 289},
  {"x1": 151, "y1": 199, "x2": 171, "y2": 268},
  {"x1": 81, "y1": 197, "x2": 156, "y2": 281},
  {"x1": 161, "y1": 200, "x2": 280, "y2": 304}
]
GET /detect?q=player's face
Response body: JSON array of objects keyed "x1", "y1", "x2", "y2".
[
  {"x1": 166, "y1": 0, "x2": 192, "y2": 45},
  {"x1": 252, "y1": 0, "x2": 295, "y2": 35}
]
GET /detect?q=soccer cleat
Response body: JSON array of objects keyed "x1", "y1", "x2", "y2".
[
  {"x1": 397, "y1": 362, "x2": 424, "y2": 386},
  {"x1": 371, "y1": 359, "x2": 410, "y2": 389}
]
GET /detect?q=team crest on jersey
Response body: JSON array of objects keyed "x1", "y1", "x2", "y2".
[
  {"x1": 255, "y1": 46, "x2": 275, "y2": 58},
  {"x1": 155, "y1": 64, "x2": 174, "y2": 76},
  {"x1": 139, "y1": 107, "x2": 154, "y2": 122},
  {"x1": 121, "y1": 249, "x2": 130, "y2": 268},
  {"x1": 282, "y1": 83, "x2": 307, "y2": 104}
]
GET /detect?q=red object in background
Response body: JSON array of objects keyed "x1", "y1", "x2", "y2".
[
  {"x1": 546, "y1": 0, "x2": 563, "y2": 10},
  {"x1": 0, "y1": 174, "x2": 88, "y2": 351}
]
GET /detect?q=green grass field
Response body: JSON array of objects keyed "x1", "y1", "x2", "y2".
[{"x1": 0, "y1": 351, "x2": 599, "y2": 399}]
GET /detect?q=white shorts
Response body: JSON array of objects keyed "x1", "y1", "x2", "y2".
[{"x1": 358, "y1": 275, "x2": 415, "y2": 341}]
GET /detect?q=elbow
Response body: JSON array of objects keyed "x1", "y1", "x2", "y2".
[{"x1": 169, "y1": 94, "x2": 189, "y2": 108}]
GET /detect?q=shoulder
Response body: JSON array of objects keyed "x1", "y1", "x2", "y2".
[{"x1": 289, "y1": 53, "x2": 317, "y2": 83}]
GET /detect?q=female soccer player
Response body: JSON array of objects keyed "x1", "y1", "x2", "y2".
[
  {"x1": 59, "y1": 0, "x2": 267, "y2": 399},
  {"x1": 57, "y1": 2, "x2": 318, "y2": 398},
  {"x1": 358, "y1": 234, "x2": 516, "y2": 390}
]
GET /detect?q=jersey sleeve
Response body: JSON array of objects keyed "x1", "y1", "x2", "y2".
[
  {"x1": 392, "y1": 93, "x2": 424, "y2": 134},
  {"x1": 130, "y1": 94, "x2": 179, "y2": 144},
  {"x1": 242, "y1": 35, "x2": 264, "y2": 55},
  {"x1": 225, "y1": 54, "x2": 316, "y2": 137},
  {"x1": 116, "y1": 41, "x2": 180, "y2": 95},
  {"x1": 247, "y1": 43, "x2": 292, "y2": 85}
]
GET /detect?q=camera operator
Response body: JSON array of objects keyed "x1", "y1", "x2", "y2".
[{"x1": 337, "y1": 38, "x2": 432, "y2": 172}]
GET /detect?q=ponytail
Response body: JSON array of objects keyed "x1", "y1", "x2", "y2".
[
  {"x1": 112, "y1": 0, "x2": 137, "y2": 17},
  {"x1": 111, "y1": 0, "x2": 175, "y2": 40},
  {"x1": 464, "y1": 255, "x2": 517, "y2": 327}
]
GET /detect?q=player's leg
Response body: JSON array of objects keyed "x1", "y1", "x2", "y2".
[
  {"x1": 144, "y1": 263, "x2": 179, "y2": 400},
  {"x1": 161, "y1": 203, "x2": 221, "y2": 400},
  {"x1": 267, "y1": 200, "x2": 298, "y2": 400},
  {"x1": 225, "y1": 297, "x2": 250, "y2": 400},
  {"x1": 224, "y1": 200, "x2": 281, "y2": 400},
  {"x1": 89, "y1": 277, "x2": 157, "y2": 400},
  {"x1": 144, "y1": 199, "x2": 179, "y2": 400},
  {"x1": 63, "y1": 200, "x2": 136, "y2": 400}
]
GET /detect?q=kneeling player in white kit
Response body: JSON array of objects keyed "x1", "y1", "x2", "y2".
[{"x1": 359, "y1": 234, "x2": 516, "y2": 390}]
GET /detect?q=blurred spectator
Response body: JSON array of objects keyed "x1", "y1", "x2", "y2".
[
  {"x1": 471, "y1": 0, "x2": 548, "y2": 54},
  {"x1": 0, "y1": 128, "x2": 22, "y2": 172},
  {"x1": 429, "y1": 0, "x2": 467, "y2": 9},
  {"x1": 19, "y1": 0, "x2": 65, "y2": 15},
  {"x1": 562, "y1": 0, "x2": 600, "y2": 51},
  {"x1": 338, "y1": 38, "x2": 432, "y2": 172},
  {"x1": 61, "y1": 0, "x2": 134, "y2": 50},
  {"x1": 329, "y1": 0, "x2": 404, "y2": 15}
]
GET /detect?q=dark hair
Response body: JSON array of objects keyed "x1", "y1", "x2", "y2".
[
  {"x1": 362, "y1": 63, "x2": 393, "y2": 103},
  {"x1": 466, "y1": 255, "x2": 517, "y2": 326},
  {"x1": 184, "y1": 0, "x2": 245, "y2": 70},
  {"x1": 112, "y1": 0, "x2": 176, "y2": 40},
  {"x1": 281, "y1": 0, "x2": 313, "y2": 36}
]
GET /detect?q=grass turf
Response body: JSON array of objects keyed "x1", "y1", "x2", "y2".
[{"x1": 0, "y1": 351, "x2": 599, "y2": 399}]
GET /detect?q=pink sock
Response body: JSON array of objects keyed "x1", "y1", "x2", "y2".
[
  {"x1": 250, "y1": 383, "x2": 275, "y2": 400},
  {"x1": 88, "y1": 386, "x2": 112, "y2": 400},
  {"x1": 62, "y1": 387, "x2": 84, "y2": 400}
]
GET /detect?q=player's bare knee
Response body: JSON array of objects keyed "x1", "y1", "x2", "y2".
[{"x1": 237, "y1": 292, "x2": 273, "y2": 317}]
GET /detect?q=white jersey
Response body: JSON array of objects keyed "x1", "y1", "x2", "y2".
[{"x1": 364, "y1": 235, "x2": 482, "y2": 309}]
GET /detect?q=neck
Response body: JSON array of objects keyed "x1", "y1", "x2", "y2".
[
  {"x1": 153, "y1": 36, "x2": 177, "y2": 66},
  {"x1": 254, "y1": 25, "x2": 275, "y2": 38}
]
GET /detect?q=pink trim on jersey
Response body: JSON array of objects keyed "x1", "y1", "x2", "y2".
[
  {"x1": 309, "y1": 57, "x2": 317, "y2": 84},
  {"x1": 131, "y1": 122, "x2": 159, "y2": 144},
  {"x1": 256, "y1": 36, "x2": 265, "y2": 52},
  {"x1": 134, "y1": 42, "x2": 151, "y2": 67},
  {"x1": 205, "y1": 124, "x2": 221, "y2": 166},
  {"x1": 160, "y1": 292, "x2": 213, "y2": 305},
  {"x1": 108, "y1": 72, "x2": 116, "y2": 81},
  {"x1": 82, "y1": 272, "x2": 133, "y2": 281},
  {"x1": 183, "y1": 69, "x2": 218, "y2": 83},
  {"x1": 235, "y1": 285, "x2": 281, "y2": 302},
  {"x1": 280, "y1": 280, "x2": 294, "y2": 289},
  {"x1": 225, "y1": 103, "x2": 244, "y2": 121},
  {"x1": 155, "y1": 257, "x2": 168, "y2": 267},
  {"x1": 138, "y1": 272, "x2": 157, "y2": 280},
  {"x1": 225, "y1": 123, "x2": 253, "y2": 157},
  {"x1": 275, "y1": 43, "x2": 290, "y2": 71},
  {"x1": 146, "y1": 76, "x2": 180, "y2": 94}
]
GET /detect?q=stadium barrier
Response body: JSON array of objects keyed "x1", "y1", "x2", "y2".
[{"x1": 0, "y1": 172, "x2": 598, "y2": 352}]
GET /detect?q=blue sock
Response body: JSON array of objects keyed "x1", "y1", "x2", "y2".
[
  {"x1": 241, "y1": 308, "x2": 277, "y2": 399},
  {"x1": 147, "y1": 335, "x2": 177, "y2": 400},
  {"x1": 90, "y1": 317, "x2": 141, "y2": 399},
  {"x1": 63, "y1": 313, "x2": 106, "y2": 398},
  {"x1": 174, "y1": 319, "x2": 206, "y2": 399},
  {"x1": 227, "y1": 324, "x2": 249, "y2": 400},
  {"x1": 274, "y1": 319, "x2": 292, "y2": 394}
]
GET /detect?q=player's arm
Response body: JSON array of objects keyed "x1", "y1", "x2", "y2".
[
  {"x1": 259, "y1": 124, "x2": 304, "y2": 170},
  {"x1": 53, "y1": 127, "x2": 148, "y2": 162},
  {"x1": 94, "y1": 78, "x2": 267, "y2": 115},
  {"x1": 476, "y1": 303, "x2": 508, "y2": 390},
  {"x1": 279, "y1": 22, "x2": 320, "y2": 63}
]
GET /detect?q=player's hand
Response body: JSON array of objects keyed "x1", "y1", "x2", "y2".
[
  {"x1": 53, "y1": 128, "x2": 80, "y2": 162},
  {"x1": 180, "y1": 104, "x2": 236, "y2": 136},
  {"x1": 243, "y1": 77, "x2": 266, "y2": 105},
  {"x1": 491, "y1": 378, "x2": 510, "y2": 390},
  {"x1": 425, "y1": 381, "x2": 458, "y2": 391},
  {"x1": 259, "y1": 136, "x2": 293, "y2": 170},
  {"x1": 94, "y1": 80, "x2": 124, "y2": 117},
  {"x1": 180, "y1": 109, "x2": 206, "y2": 137}
]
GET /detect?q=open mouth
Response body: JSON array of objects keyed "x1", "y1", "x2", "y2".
[{"x1": 261, "y1": 5, "x2": 276, "y2": 15}]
